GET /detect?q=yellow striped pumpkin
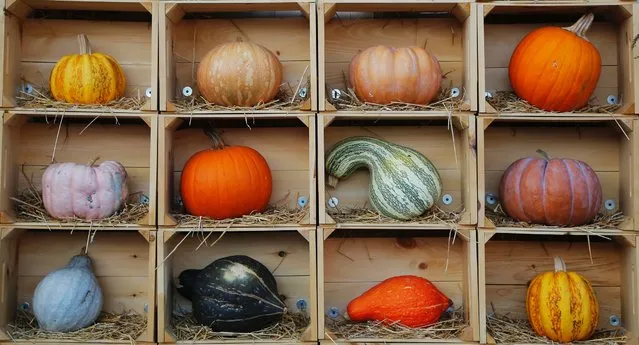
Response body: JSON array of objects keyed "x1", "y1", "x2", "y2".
[{"x1": 526, "y1": 256, "x2": 599, "y2": 343}]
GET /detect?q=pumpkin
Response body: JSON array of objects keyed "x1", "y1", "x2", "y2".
[
  {"x1": 508, "y1": 13, "x2": 601, "y2": 112},
  {"x1": 325, "y1": 136, "x2": 442, "y2": 220},
  {"x1": 349, "y1": 45, "x2": 442, "y2": 105},
  {"x1": 177, "y1": 255, "x2": 286, "y2": 332},
  {"x1": 196, "y1": 42, "x2": 283, "y2": 107},
  {"x1": 527, "y1": 256, "x2": 599, "y2": 342},
  {"x1": 498, "y1": 149, "x2": 602, "y2": 226},
  {"x1": 50, "y1": 34, "x2": 126, "y2": 105},
  {"x1": 42, "y1": 160, "x2": 129, "y2": 220},
  {"x1": 347, "y1": 275, "x2": 452, "y2": 328},
  {"x1": 33, "y1": 253, "x2": 103, "y2": 332},
  {"x1": 180, "y1": 129, "x2": 272, "y2": 219}
]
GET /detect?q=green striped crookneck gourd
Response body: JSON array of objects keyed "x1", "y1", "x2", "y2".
[{"x1": 325, "y1": 136, "x2": 443, "y2": 220}]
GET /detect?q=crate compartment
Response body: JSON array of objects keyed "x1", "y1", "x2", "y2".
[
  {"x1": 477, "y1": 116, "x2": 638, "y2": 231},
  {"x1": 318, "y1": 114, "x2": 477, "y2": 229},
  {"x1": 318, "y1": 1, "x2": 477, "y2": 113},
  {"x1": 0, "y1": 113, "x2": 157, "y2": 228},
  {"x1": 318, "y1": 228, "x2": 479, "y2": 343},
  {"x1": 0, "y1": 228, "x2": 156, "y2": 343},
  {"x1": 160, "y1": 1, "x2": 317, "y2": 113},
  {"x1": 156, "y1": 229, "x2": 317, "y2": 343},
  {"x1": 478, "y1": 231, "x2": 639, "y2": 344},
  {"x1": 478, "y1": 4, "x2": 638, "y2": 116},
  {"x1": 1, "y1": 0, "x2": 158, "y2": 113}
]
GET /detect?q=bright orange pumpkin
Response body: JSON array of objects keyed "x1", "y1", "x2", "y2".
[
  {"x1": 508, "y1": 13, "x2": 601, "y2": 112},
  {"x1": 349, "y1": 46, "x2": 442, "y2": 105},
  {"x1": 180, "y1": 131, "x2": 272, "y2": 219}
]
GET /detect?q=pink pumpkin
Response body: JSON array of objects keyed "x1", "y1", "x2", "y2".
[{"x1": 42, "y1": 161, "x2": 129, "y2": 220}]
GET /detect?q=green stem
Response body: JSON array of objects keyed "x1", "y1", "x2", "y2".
[
  {"x1": 203, "y1": 128, "x2": 226, "y2": 150},
  {"x1": 536, "y1": 149, "x2": 550, "y2": 161}
]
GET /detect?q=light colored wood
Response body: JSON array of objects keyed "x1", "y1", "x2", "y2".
[{"x1": 7, "y1": 0, "x2": 150, "y2": 15}]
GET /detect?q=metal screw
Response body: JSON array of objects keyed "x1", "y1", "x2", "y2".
[
  {"x1": 296, "y1": 299, "x2": 308, "y2": 311},
  {"x1": 485, "y1": 91, "x2": 493, "y2": 99},
  {"x1": 297, "y1": 196, "x2": 308, "y2": 207},
  {"x1": 24, "y1": 83, "x2": 34, "y2": 94},
  {"x1": 442, "y1": 194, "x2": 453, "y2": 205},
  {"x1": 140, "y1": 195, "x2": 150, "y2": 205},
  {"x1": 327, "y1": 197, "x2": 339, "y2": 208},
  {"x1": 486, "y1": 194, "x2": 497, "y2": 206},
  {"x1": 607, "y1": 95, "x2": 617, "y2": 105},
  {"x1": 145, "y1": 87, "x2": 152, "y2": 98},
  {"x1": 331, "y1": 89, "x2": 342, "y2": 100},
  {"x1": 21, "y1": 302, "x2": 30, "y2": 310},
  {"x1": 327, "y1": 307, "x2": 340, "y2": 318},
  {"x1": 144, "y1": 304, "x2": 149, "y2": 313},
  {"x1": 604, "y1": 199, "x2": 616, "y2": 211},
  {"x1": 609, "y1": 314, "x2": 620, "y2": 327},
  {"x1": 298, "y1": 87, "x2": 308, "y2": 99},
  {"x1": 182, "y1": 86, "x2": 193, "y2": 97},
  {"x1": 450, "y1": 87, "x2": 460, "y2": 98}
]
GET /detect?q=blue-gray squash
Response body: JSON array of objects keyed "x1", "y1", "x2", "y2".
[
  {"x1": 32, "y1": 254, "x2": 103, "y2": 332},
  {"x1": 177, "y1": 255, "x2": 286, "y2": 332}
]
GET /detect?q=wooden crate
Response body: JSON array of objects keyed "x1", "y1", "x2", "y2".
[
  {"x1": 0, "y1": 228, "x2": 156, "y2": 344},
  {"x1": 477, "y1": 116, "x2": 639, "y2": 232},
  {"x1": 478, "y1": 230, "x2": 639, "y2": 344},
  {"x1": 0, "y1": 0, "x2": 159, "y2": 113},
  {"x1": 0, "y1": 112, "x2": 158, "y2": 229},
  {"x1": 478, "y1": 3, "x2": 639, "y2": 116},
  {"x1": 318, "y1": 114, "x2": 477, "y2": 229},
  {"x1": 317, "y1": 227, "x2": 479, "y2": 343},
  {"x1": 157, "y1": 114, "x2": 315, "y2": 230},
  {"x1": 156, "y1": 228, "x2": 318, "y2": 344},
  {"x1": 159, "y1": 1, "x2": 317, "y2": 113},
  {"x1": 318, "y1": 1, "x2": 477, "y2": 114}
]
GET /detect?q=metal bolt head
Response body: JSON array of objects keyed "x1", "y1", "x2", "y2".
[
  {"x1": 485, "y1": 91, "x2": 493, "y2": 99},
  {"x1": 609, "y1": 314, "x2": 620, "y2": 327},
  {"x1": 607, "y1": 95, "x2": 617, "y2": 105},
  {"x1": 327, "y1": 197, "x2": 339, "y2": 208},
  {"x1": 442, "y1": 194, "x2": 453, "y2": 205},
  {"x1": 327, "y1": 307, "x2": 340, "y2": 318},
  {"x1": 296, "y1": 299, "x2": 308, "y2": 311},
  {"x1": 450, "y1": 87, "x2": 460, "y2": 98},
  {"x1": 182, "y1": 86, "x2": 193, "y2": 97},
  {"x1": 331, "y1": 89, "x2": 342, "y2": 100},
  {"x1": 297, "y1": 196, "x2": 308, "y2": 207},
  {"x1": 486, "y1": 194, "x2": 497, "y2": 206},
  {"x1": 145, "y1": 87, "x2": 152, "y2": 98},
  {"x1": 298, "y1": 87, "x2": 308, "y2": 99},
  {"x1": 140, "y1": 195, "x2": 150, "y2": 205},
  {"x1": 604, "y1": 199, "x2": 616, "y2": 211}
]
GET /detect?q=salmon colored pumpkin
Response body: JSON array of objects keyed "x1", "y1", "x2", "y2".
[
  {"x1": 498, "y1": 150, "x2": 602, "y2": 226},
  {"x1": 50, "y1": 34, "x2": 126, "y2": 105},
  {"x1": 346, "y1": 275, "x2": 452, "y2": 328},
  {"x1": 180, "y1": 130, "x2": 272, "y2": 219},
  {"x1": 349, "y1": 46, "x2": 442, "y2": 105},
  {"x1": 508, "y1": 13, "x2": 601, "y2": 112},
  {"x1": 527, "y1": 256, "x2": 599, "y2": 343},
  {"x1": 196, "y1": 42, "x2": 283, "y2": 107}
]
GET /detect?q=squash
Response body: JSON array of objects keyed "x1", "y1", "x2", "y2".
[
  {"x1": 180, "y1": 129, "x2": 272, "y2": 219},
  {"x1": 527, "y1": 256, "x2": 599, "y2": 342},
  {"x1": 325, "y1": 136, "x2": 442, "y2": 220},
  {"x1": 508, "y1": 13, "x2": 601, "y2": 112},
  {"x1": 349, "y1": 45, "x2": 442, "y2": 105},
  {"x1": 42, "y1": 160, "x2": 129, "y2": 220},
  {"x1": 33, "y1": 253, "x2": 103, "y2": 332},
  {"x1": 50, "y1": 34, "x2": 126, "y2": 105},
  {"x1": 196, "y1": 42, "x2": 283, "y2": 107},
  {"x1": 177, "y1": 255, "x2": 286, "y2": 332},
  {"x1": 498, "y1": 149, "x2": 602, "y2": 226},
  {"x1": 347, "y1": 275, "x2": 452, "y2": 328}
]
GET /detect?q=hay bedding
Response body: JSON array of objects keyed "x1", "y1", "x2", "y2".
[
  {"x1": 329, "y1": 87, "x2": 467, "y2": 113},
  {"x1": 486, "y1": 91, "x2": 622, "y2": 114},
  {"x1": 17, "y1": 88, "x2": 147, "y2": 111},
  {"x1": 327, "y1": 205, "x2": 464, "y2": 227}
]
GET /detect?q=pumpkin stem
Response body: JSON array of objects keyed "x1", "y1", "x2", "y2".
[
  {"x1": 553, "y1": 256, "x2": 567, "y2": 272},
  {"x1": 563, "y1": 13, "x2": 595, "y2": 41},
  {"x1": 536, "y1": 149, "x2": 551, "y2": 161},
  {"x1": 77, "y1": 34, "x2": 92, "y2": 55},
  {"x1": 203, "y1": 128, "x2": 226, "y2": 150},
  {"x1": 327, "y1": 175, "x2": 339, "y2": 188},
  {"x1": 89, "y1": 156, "x2": 100, "y2": 167}
]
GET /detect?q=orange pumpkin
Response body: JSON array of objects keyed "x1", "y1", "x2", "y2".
[
  {"x1": 196, "y1": 42, "x2": 283, "y2": 107},
  {"x1": 349, "y1": 46, "x2": 442, "y2": 105},
  {"x1": 180, "y1": 130, "x2": 272, "y2": 219},
  {"x1": 508, "y1": 13, "x2": 601, "y2": 112}
]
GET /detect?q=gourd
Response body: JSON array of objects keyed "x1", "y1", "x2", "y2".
[
  {"x1": 527, "y1": 256, "x2": 599, "y2": 342},
  {"x1": 349, "y1": 45, "x2": 442, "y2": 105},
  {"x1": 180, "y1": 129, "x2": 272, "y2": 219},
  {"x1": 33, "y1": 253, "x2": 103, "y2": 332},
  {"x1": 325, "y1": 136, "x2": 442, "y2": 220},
  {"x1": 347, "y1": 275, "x2": 452, "y2": 328},
  {"x1": 42, "y1": 160, "x2": 129, "y2": 220},
  {"x1": 177, "y1": 255, "x2": 286, "y2": 332},
  {"x1": 196, "y1": 42, "x2": 283, "y2": 107},
  {"x1": 509, "y1": 13, "x2": 601, "y2": 112},
  {"x1": 50, "y1": 34, "x2": 126, "y2": 105},
  {"x1": 498, "y1": 150, "x2": 602, "y2": 226}
]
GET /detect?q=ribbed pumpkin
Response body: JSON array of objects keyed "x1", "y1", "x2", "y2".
[
  {"x1": 196, "y1": 42, "x2": 282, "y2": 107},
  {"x1": 509, "y1": 13, "x2": 601, "y2": 112},
  {"x1": 177, "y1": 255, "x2": 286, "y2": 332},
  {"x1": 499, "y1": 150, "x2": 602, "y2": 226},
  {"x1": 347, "y1": 275, "x2": 452, "y2": 328},
  {"x1": 42, "y1": 160, "x2": 129, "y2": 220},
  {"x1": 349, "y1": 45, "x2": 442, "y2": 105},
  {"x1": 50, "y1": 34, "x2": 126, "y2": 105},
  {"x1": 180, "y1": 129, "x2": 272, "y2": 219},
  {"x1": 527, "y1": 257, "x2": 599, "y2": 343},
  {"x1": 33, "y1": 253, "x2": 103, "y2": 332},
  {"x1": 326, "y1": 136, "x2": 442, "y2": 220}
]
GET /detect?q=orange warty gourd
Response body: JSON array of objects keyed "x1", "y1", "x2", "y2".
[
  {"x1": 180, "y1": 130, "x2": 272, "y2": 220},
  {"x1": 349, "y1": 46, "x2": 442, "y2": 105},
  {"x1": 346, "y1": 275, "x2": 452, "y2": 328},
  {"x1": 196, "y1": 42, "x2": 283, "y2": 107},
  {"x1": 527, "y1": 256, "x2": 599, "y2": 343},
  {"x1": 508, "y1": 13, "x2": 601, "y2": 112}
]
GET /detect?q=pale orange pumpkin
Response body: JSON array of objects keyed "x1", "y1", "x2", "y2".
[
  {"x1": 196, "y1": 42, "x2": 283, "y2": 107},
  {"x1": 508, "y1": 13, "x2": 601, "y2": 112}
]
